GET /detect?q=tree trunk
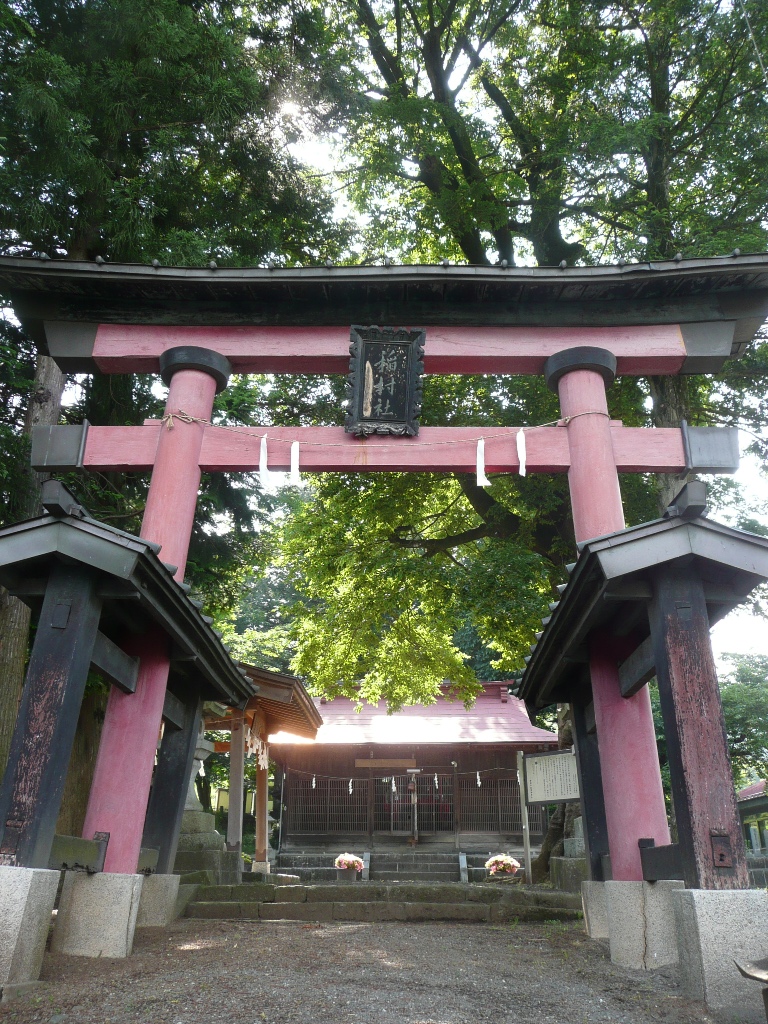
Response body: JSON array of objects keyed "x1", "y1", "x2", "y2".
[
  {"x1": 0, "y1": 589, "x2": 29, "y2": 778},
  {"x1": 0, "y1": 354, "x2": 65, "y2": 780},
  {"x1": 531, "y1": 802, "x2": 565, "y2": 883},
  {"x1": 649, "y1": 374, "x2": 692, "y2": 509},
  {"x1": 55, "y1": 690, "x2": 109, "y2": 838}
]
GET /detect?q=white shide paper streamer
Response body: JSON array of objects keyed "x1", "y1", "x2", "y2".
[
  {"x1": 476, "y1": 437, "x2": 491, "y2": 487},
  {"x1": 516, "y1": 429, "x2": 527, "y2": 477},
  {"x1": 290, "y1": 440, "x2": 301, "y2": 486}
]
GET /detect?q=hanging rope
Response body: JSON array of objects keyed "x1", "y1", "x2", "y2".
[
  {"x1": 287, "y1": 765, "x2": 526, "y2": 782},
  {"x1": 160, "y1": 408, "x2": 608, "y2": 446},
  {"x1": 736, "y1": 0, "x2": 768, "y2": 89}
]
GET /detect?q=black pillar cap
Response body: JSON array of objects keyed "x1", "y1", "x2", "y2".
[
  {"x1": 159, "y1": 346, "x2": 232, "y2": 394},
  {"x1": 543, "y1": 347, "x2": 617, "y2": 393}
]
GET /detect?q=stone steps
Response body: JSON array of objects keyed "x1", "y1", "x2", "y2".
[
  {"x1": 184, "y1": 881, "x2": 582, "y2": 924},
  {"x1": 277, "y1": 850, "x2": 468, "y2": 883},
  {"x1": 371, "y1": 869, "x2": 459, "y2": 882},
  {"x1": 275, "y1": 850, "x2": 524, "y2": 884}
]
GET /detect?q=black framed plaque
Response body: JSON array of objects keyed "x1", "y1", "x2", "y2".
[{"x1": 345, "y1": 326, "x2": 425, "y2": 437}]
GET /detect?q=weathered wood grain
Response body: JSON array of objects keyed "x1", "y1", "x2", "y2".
[
  {"x1": 0, "y1": 563, "x2": 101, "y2": 868},
  {"x1": 648, "y1": 565, "x2": 749, "y2": 890},
  {"x1": 92, "y1": 323, "x2": 686, "y2": 376}
]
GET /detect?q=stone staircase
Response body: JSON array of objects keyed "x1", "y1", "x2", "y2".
[
  {"x1": 276, "y1": 850, "x2": 506, "y2": 883},
  {"x1": 184, "y1": 878, "x2": 582, "y2": 924}
]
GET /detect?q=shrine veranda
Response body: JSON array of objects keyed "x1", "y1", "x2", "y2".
[{"x1": 2, "y1": 253, "x2": 768, "y2": 1018}]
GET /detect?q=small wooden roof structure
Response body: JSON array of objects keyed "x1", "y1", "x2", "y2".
[
  {"x1": 205, "y1": 666, "x2": 322, "y2": 740},
  {"x1": 518, "y1": 510, "x2": 768, "y2": 710},
  {"x1": 738, "y1": 781, "x2": 767, "y2": 803},
  {"x1": 0, "y1": 482, "x2": 254, "y2": 707}
]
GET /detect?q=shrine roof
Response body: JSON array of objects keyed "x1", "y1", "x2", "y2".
[
  {"x1": 269, "y1": 683, "x2": 557, "y2": 746},
  {"x1": 737, "y1": 780, "x2": 767, "y2": 802},
  {"x1": 2, "y1": 253, "x2": 768, "y2": 361},
  {"x1": 205, "y1": 665, "x2": 323, "y2": 740}
]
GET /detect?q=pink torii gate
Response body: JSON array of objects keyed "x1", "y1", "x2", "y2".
[
  {"x1": 72, "y1": 323, "x2": 709, "y2": 880},
  {"x1": 8, "y1": 254, "x2": 766, "y2": 891}
]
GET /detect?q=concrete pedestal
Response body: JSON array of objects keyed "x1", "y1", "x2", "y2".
[
  {"x1": 673, "y1": 888, "x2": 768, "y2": 1023},
  {"x1": 52, "y1": 872, "x2": 143, "y2": 958},
  {"x1": 251, "y1": 861, "x2": 270, "y2": 874},
  {"x1": 0, "y1": 866, "x2": 59, "y2": 990},
  {"x1": 136, "y1": 874, "x2": 181, "y2": 927},
  {"x1": 605, "y1": 880, "x2": 683, "y2": 969},
  {"x1": 581, "y1": 880, "x2": 608, "y2": 939}
]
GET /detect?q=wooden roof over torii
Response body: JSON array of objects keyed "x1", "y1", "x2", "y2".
[{"x1": 2, "y1": 252, "x2": 768, "y2": 375}]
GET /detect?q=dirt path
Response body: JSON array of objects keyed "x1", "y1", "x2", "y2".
[{"x1": 1, "y1": 919, "x2": 721, "y2": 1024}]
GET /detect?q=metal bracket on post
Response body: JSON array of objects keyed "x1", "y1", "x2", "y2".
[
  {"x1": 680, "y1": 420, "x2": 740, "y2": 475},
  {"x1": 31, "y1": 423, "x2": 90, "y2": 472}
]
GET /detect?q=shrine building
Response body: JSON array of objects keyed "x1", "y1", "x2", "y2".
[{"x1": 268, "y1": 682, "x2": 557, "y2": 850}]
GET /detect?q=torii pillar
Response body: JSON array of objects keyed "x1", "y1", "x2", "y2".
[
  {"x1": 545, "y1": 348, "x2": 672, "y2": 964},
  {"x1": 82, "y1": 348, "x2": 232, "y2": 873}
]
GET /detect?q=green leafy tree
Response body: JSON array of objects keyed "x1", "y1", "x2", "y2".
[
  {"x1": 0, "y1": 0, "x2": 349, "y2": 790},
  {"x1": 651, "y1": 653, "x2": 768, "y2": 798},
  {"x1": 719, "y1": 653, "x2": 768, "y2": 785}
]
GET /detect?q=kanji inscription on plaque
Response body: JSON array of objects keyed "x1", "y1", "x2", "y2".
[
  {"x1": 524, "y1": 750, "x2": 580, "y2": 804},
  {"x1": 345, "y1": 326, "x2": 424, "y2": 437}
]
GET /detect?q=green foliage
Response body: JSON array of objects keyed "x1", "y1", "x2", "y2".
[
  {"x1": 328, "y1": 0, "x2": 768, "y2": 266},
  {"x1": 719, "y1": 653, "x2": 768, "y2": 785},
  {"x1": 0, "y1": 0, "x2": 353, "y2": 616},
  {"x1": 0, "y1": 0, "x2": 351, "y2": 262},
  {"x1": 651, "y1": 653, "x2": 768, "y2": 794}
]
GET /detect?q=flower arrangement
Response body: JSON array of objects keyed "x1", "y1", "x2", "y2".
[
  {"x1": 334, "y1": 853, "x2": 364, "y2": 872},
  {"x1": 485, "y1": 853, "x2": 521, "y2": 876}
]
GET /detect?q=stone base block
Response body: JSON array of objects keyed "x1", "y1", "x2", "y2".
[
  {"x1": 606, "y1": 880, "x2": 683, "y2": 970},
  {"x1": 251, "y1": 861, "x2": 270, "y2": 874},
  {"x1": 581, "y1": 881, "x2": 608, "y2": 939},
  {"x1": 550, "y1": 856, "x2": 588, "y2": 893},
  {"x1": 52, "y1": 872, "x2": 143, "y2": 958},
  {"x1": 136, "y1": 874, "x2": 180, "y2": 927},
  {"x1": 673, "y1": 888, "x2": 768, "y2": 1023},
  {"x1": 0, "y1": 980, "x2": 47, "y2": 1003},
  {"x1": 0, "y1": 866, "x2": 59, "y2": 987},
  {"x1": 180, "y1": 810, "x2": 217, "y2": 834},
  {"x1": 176, "y1": 831, "x2": 224, "y2": 852}
]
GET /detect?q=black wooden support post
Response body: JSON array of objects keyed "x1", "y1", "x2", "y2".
[
  {"x1": 571, "y1": 699, "x2": 609, "y2": 881},
  {"x1": 648, "y1": 564, "x2": 749, "y2": 890},
  {"x1": 0, "y1": 563, "x2": 102, "y2": 868},
  {"x1": 142, "y1": 683, "x2": 202, "y2": 875}
]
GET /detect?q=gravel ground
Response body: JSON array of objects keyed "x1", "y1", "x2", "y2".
[{"x1": 0, "y1": 918, "x2": 723, "y2": 1024}]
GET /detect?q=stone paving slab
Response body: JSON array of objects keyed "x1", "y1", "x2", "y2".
[
  {"x1": 185, "y1": 899, "x2": 581, "y2": 924},
  {"x1": 489, "y1": 903, "x2": 581, "y2": 923},
  {"x1": 258, "y1": 903, "x2": 335, "y2": 922}
]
